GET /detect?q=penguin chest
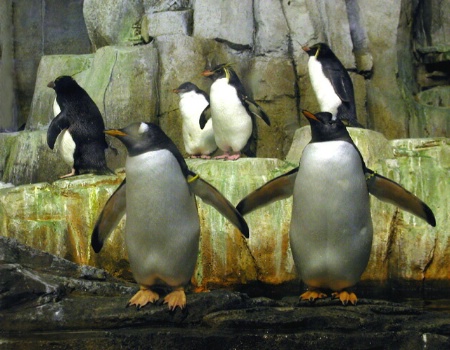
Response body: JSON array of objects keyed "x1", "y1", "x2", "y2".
[
  {"x1": 290, "y1": 141, "x2": 373, "y2": 291},
  {"x1": 55, "y1": 129, "x2": 76, "y2": 167},
  {"x1": 125, "y1": 150, "x2": 200, "y2": 287},
  {"x1": 209, "y1": 78, "x2": 252, "y2": 152},
  {"x1": 179, "y1": 92, "x2": 216, "y2": 155},
  {"x1": 308, "y1": 57, "x2": 342, "y2": 117}
]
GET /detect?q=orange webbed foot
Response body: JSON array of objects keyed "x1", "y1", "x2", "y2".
[
  {"x1": 163, "y1": 288, "x2": 186, "y2": 311},
  {"x1": 300, "y1": 289, "x2": 328, "y2": 302},
  {"x1": 332, "y1": 291, "x2": 358, "y2": 305},
  {"x1": 127, "y1": 287, "x2": 160, "y2": 309}
]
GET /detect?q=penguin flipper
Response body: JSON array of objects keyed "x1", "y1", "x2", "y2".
[
  {"x1": 366, "y1": 170, "x2": 436, "y2": 227},
  {"x1": 236, "y1": 167, "x2": 298, "y2": 216},
  {"x1": 47, "y1": 112, "x2": 70, "y2": 149},
  {"x1": 199, "y1": 105, "x2": 211, "y2": 130},
  {"x1": 91, "y1": 179, "x2": 127, "y2": 253},
  {"x1": 187, "y1": 173, "x2": 249, "y2": 238},
  {"x1": 242, "y1": 95, "x2": 271, "y2": 126}
]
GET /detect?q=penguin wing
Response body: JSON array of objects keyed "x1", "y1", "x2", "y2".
[
  {"x1": 47, "y1": 111, "x2": 71, "y2": 149},
  {"x1": 91, "y1": 179, "x2": 127, "y2": 253},
  {"x1": 324, "y1": 66, "x2": 352, "y2": 103},
  {"x1": 187, "y1": 173, "x2": 249, "y2": 238},
  {"x1": 241, "y1": 94, "x2": 271, "y2": 126},
  {"x1": 236, "y1": 167, "x2": 298, "y2": 216},
  {"x1": 199, "y1": 105, "x2": 211, "y2": 130},
  {"x1": 366, "y1": 170, "x2": 436, "y2": 227}
]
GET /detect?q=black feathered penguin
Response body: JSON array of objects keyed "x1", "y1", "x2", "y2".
[
  {"x1": 91, "y1": 122, "x2": 249, "y2": 310},
  {"x1": 303, "y1": 43, "x2": 362, "y2": 127},
  {"x1": 201, "y1": 63, "x2": 270, "y2": 160},
  {"x1": 47, "y1": 76, "x2": 112, "y2": 178},
  {"x1": 237, "y1": 111, "x2": 435, "y2": 305}
]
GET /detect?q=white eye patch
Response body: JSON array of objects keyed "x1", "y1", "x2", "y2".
[{"x1": 138, "y1": 122, "x2": 149, "y2": 134}]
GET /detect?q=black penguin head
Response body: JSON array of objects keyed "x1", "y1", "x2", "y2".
[
  {"x1": 302, "y1": 110, "x2": 351, "y2": 143},
  {"x1": 105, "y1": 122, "x2": 173, "y2": 157},
  {"x1": 47, "y1": 76, "x2": 81, "y2": 94},
  {"x1": 201, "y1": 63, "x2": 235, "y2": 82},
  {"x1": 302, "y1": 43, "x2": 336, "y2": 60},
  {"x1": 173, "y1": 82, "x2": 199, "y2": 94}
]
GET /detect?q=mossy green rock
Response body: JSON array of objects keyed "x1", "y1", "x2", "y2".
[{"x1": 0, "y1": 131, "x2": 447, "y2": 293}]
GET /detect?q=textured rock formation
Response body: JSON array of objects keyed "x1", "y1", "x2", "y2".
[
  {"x1": 0, "y1": 129, "x2": 447, "y2": 294},
  {"x1": 1, "y1": 236, "x2": 450, "y2": 349}
]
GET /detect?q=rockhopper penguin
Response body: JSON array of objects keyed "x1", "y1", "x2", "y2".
[
  {"x1": 201, "y1": 63, "x2": 271, "y2": 160},
  {"x1": 303, "y1": 43, "x2": 362, "y2": 127},
  {"x1": 173, "y1": 82, "x2": 217, "y2": 158},
  {"x1": 237, "y1": 110, "x2": 436, "y2": 305},
  {"x1": 91, "y1": 122, "x2": 249, "y2": 310},
  {"x1": 47, "y1": 75, "x2": 112, "y2": 177}
]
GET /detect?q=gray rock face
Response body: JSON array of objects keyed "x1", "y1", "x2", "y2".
[{"x1": 1, "y1": 236, "x2": 450, "y2": 349}]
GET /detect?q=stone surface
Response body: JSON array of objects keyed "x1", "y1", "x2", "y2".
[
  {"x1": 146, "y1": 10, "x2": 193, "y2": 37},
  {"x1": 193, "y1": 0, "x2": 254, "y2": 46},
  {"x1": 83, "y1": 0, "x2": 144, "y2": 49},
  {"x1": 1, "y1": 236, "x2": 450, "y2": 349}
]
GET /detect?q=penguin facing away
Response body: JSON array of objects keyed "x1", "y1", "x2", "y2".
[
  {"x1": 173, "y1": 82, "x2": 217, "y2": 158},
  {"x1": 47, "y1": 75, "x2": 112, "y2": 178},
  {"x1": 201, "y1": 63, "x2": 271, "y2": 160},
  {"x1": 91, "y1": 122, "x2": 249, "y2": 310},
  {"x1": 303, "y1": 43, "x2": 362, "y2": 127},
  {"x1": 237, "y1": 110, "x2": 435, "y2": 305}
]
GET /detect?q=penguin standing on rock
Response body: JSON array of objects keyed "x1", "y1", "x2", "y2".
[
  {"x1": 173, "y1": 82, "x2": 217, "y2": 158},
  {"x1": 303, "y1": 43, "x2": 362, "y2": 127},
  {"x1": 237, "y1": 110, "x2": 435, "y2": 305},
  {"x1": 201, "y1": 63, "x2": 271, "y2": 160},
  {"x1": 91, "y1": 122, "x2": 248, "y2": 311},
  {"x1": 47, "y1": 75, "x2": 112, "y2": 178}
]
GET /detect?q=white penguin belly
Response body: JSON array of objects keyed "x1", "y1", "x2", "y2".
[
  {"x1": 290, "y1": 141, "x2": 373, "y2": 291},
  {"x1": 209, "y1": 79, "x2": 252, "y2": 153},
  {"x1": 125, "y1": 150, "x2": 200, "y2": 288},
  {"x1": 179, "y1": 92, "x2": 216, "y2": 155},
  {"x1": 55, "y1": 129, "x2": 76, "y2": 167},
  {"x1": 308, "y1": 57, "x2": 341, "y2": 118}
]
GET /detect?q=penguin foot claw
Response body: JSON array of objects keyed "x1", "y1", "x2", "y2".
[
  {"x1": 300, "y1": 290, "x2": 327, "y2": 302},
  {"x1": 332, "y1": 291, "x2": 357, "y2": 305},
  {"x1": 59, "y1": 168, "x2": 76, "y2": 178},
  {"x1": 214, "y1": 152, "x2": 241, "y2": 161},
  {"x1": 163, "y1": 289, "x2": 186, "y2": 311},
  {"x1": 127, "y1": 288, "x2": 160, "y2": 309}
]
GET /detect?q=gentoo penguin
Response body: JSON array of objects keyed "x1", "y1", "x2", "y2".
[
  {"x1": 237, "y1": 110, "x2": 435, "y2": 305},
  {"x1": 303, "y1": 43, "x2": 362, "y2": 127},
  {"x1": 47, "y1": 75, "x2": 112, "y2": 177},
  {"x1": 172, "y1": 82, "x2": 217, "y2": 158},
  {"x1": 201, "y1": 63, "x2": 270, "y2": 160},
  {"x1": 91, "y1": 122, "x2": 249, "y2": 310}
]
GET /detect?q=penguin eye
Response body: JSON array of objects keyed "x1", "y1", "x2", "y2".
[{"x1": 138, "y1": 123, "x2": 149, "y2": 134}]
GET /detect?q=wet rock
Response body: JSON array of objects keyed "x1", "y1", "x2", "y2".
[
  {"x1": 146, "y1": 10, "x2": 193, "y2": 37},
  {"x1": 1, "y1": 237, "x2": 450, "y2": 349}
]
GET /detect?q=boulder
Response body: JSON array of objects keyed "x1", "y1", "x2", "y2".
[{"x1": 83, "y1": 0, "x2": 144, "y2": 49}]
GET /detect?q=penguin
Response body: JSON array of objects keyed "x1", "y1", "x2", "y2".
[
  {"x1": 172, "y1": 82, "x2": 217, "y2": 158},
  {"x1": 91, "y1": 122, "x2": 249, "y2": 310},
  {"x1": 237, "y1": 110, "x2": 436, "y2": 305},
  {"x1": 47, "y1": 75, "x2": 112, "y2": 178},
  {"x1": 201, "y1": 63, "x2": 271, "y2": 160},
  {"x1": 303, "y1": 43, "x2": 362, "y2": 127}
]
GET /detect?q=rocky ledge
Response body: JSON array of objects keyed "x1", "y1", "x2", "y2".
[{"x1": 1, "y1": 236, "x2": 449, "y2": 350}]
